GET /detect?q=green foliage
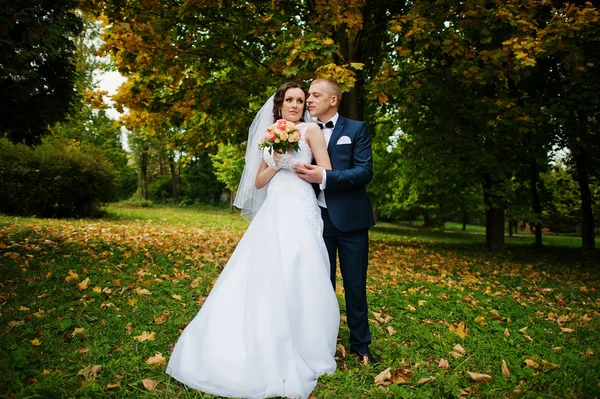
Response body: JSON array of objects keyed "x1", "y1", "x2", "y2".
[
  {"x1": 210, "y1": 143, "x2": 245, "y2": 194},
  {"x1": 0, "y1": 0, "x2": 83, "y2": 144},
  {"x1": 0, "y1": 137, "x2": 116, "y2": 217}
]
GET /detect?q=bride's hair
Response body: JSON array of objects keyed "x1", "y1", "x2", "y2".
[{"x1": 272, "y1": 82, "x2": 308, "y2": 122}]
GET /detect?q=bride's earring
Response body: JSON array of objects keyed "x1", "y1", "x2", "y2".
[{"x1": 278, "y1": 109, "x2": 282, "y2": 119}]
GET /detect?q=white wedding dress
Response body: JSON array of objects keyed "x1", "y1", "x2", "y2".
[{"x1": 166, "y1": 123, "x2": 340, "y2": 399}]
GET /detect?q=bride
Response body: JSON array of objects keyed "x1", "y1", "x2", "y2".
[{"x1": 166, "y1": 82, "x2": 340, "y2": 399}]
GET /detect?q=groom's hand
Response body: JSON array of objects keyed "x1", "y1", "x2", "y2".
[{"x1": 294, "y1": 163, "x2": 324, "y2": 183}]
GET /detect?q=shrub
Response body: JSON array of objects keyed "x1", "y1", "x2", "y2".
[{"x1": 0, "y1": 138, "x2": 117, "y2": 217}]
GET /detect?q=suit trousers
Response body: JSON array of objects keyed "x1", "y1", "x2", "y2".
[{"x1": 320, "y1": 207, "x2": 371, "y2": 354}]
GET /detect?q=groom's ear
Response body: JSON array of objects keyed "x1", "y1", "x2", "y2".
[{"x1": 331, "y1": 95, "x2": 339, "y2": 107}]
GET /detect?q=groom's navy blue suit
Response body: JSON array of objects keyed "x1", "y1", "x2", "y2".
[{"x1": 318, "y1": 115, "x2": 375, "y2": 356}]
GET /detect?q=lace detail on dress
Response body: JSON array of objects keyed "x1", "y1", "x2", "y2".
[{"x1": 262, "y1": 123, "x2": 323, "y2": 234}]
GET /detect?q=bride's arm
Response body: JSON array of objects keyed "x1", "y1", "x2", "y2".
[
  {"x1": 305, "y1": 125, "x2": 332, "y2": 170},
  {"x1": 255, "y1": 160, "x2": 277, "y2": 189}
]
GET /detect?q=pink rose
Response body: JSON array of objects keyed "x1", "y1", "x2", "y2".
[
  {"x1": 266, "y1": 128, "x2": 276, "y2": 141},
  {"x1": 288, "y1": 131, "x2": 300, "y2": 143},
  {"x1": 277, "y1": 119, "x2": 287, "y2": 130},
  {"x1": 280, "y1": 131, "x2": 289, "y2": 141}
]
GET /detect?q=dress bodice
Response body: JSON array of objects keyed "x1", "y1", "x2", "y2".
[{"x1": 261, "y1": 122, "x2": 322, "y2": 233}]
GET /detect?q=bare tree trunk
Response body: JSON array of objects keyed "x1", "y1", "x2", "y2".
[
  {"x1": 140, "y1": 139, "x2": 149, "y2": 200},
  {"x1": 462, "y1": 210, "x2": 468, "y2": 231},
  {"x1": 169, "y1": 156, "x2": 180, "y2": 201},
  {"x1": 574, "y1": 146, "x2": 595, "y2": 253},
  {"x1": 483, "y1": 176, "x2": 505, "y2": 253},
  {"x1": 530, "y1": 160, "x2": 543, "y2": 247},
  {"x1": 508, "y1": 220, "x2": 514, "y2": 237}
]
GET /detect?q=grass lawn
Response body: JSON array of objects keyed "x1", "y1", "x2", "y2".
[{"x1": 1, "y1": 203, "x2": 599, "y2": 398}]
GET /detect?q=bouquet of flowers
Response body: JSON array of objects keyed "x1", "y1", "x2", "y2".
[{"x1": 258, "y1": 119, "x2": 301, "y2": 154}]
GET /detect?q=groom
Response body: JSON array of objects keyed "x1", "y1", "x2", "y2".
[{"x1": 295, "y1": 78, "x2": 376, "y2": 364}]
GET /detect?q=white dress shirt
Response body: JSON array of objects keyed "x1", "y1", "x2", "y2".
[{"x1": 317, "y1": 113, "x2": 339, "y2": 208}]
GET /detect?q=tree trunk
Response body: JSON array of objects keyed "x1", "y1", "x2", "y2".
[
  {"x1": 530, "y1": 161, "x2": 543, "y2": 247},
  {"x1": 462, "y1": 210, "x2": 467, "y2": 231},
  {"x1": 508, "y1": 220, "x2": 514, "y2": 237},
  {"x1": 169, "y1": 156, "x2": 180, "y2": 201},
  {"x1": 140, "y1": 139, "x2": 149, "y2": 200},
  {"x1": 483, "y1": 176, "x2": 505, "y2": 252},
  {"x1": 574, "y1": 146, "x2": 595, "y2": 253}
]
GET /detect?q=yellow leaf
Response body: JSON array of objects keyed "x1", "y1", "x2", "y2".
[
  {"x1": 502, "y1": 360, "x2": 510, "y2": 377},
  {"x1": 350, "y1": 62, "x2": 364, "y2": 70},
  {"x1": 42, "y1": 369, "x2": 51, "y2": 375},
  {"x1": 467, "y1": 371, "x2": 492, "y2": 383},
  {"x1": 30, "y1": 338, "x2": 42, "y2": 346},
  {"x1": 45, "y1": 271, "x2": 52, "y2": 278},
  {"x1": 92, "y1": 286, "x2": 102, "y2": 293},
  {"x1": 77, "y1": 277, "x2": 91, "y2": 291},
  {"x1": 65, "y1": 270, "x2": 80, "y2": 283},
  {"x1": 171, "y1": 294, "x2": 183, "y2": 301},
  {"x1": 19, "y1": 306, "x2": 30, "y2": 312},
  {"x1": 418, "y1": 300, "x2": 427, "y2": 306},
  {"x1": 450, "y1": 322, "x2": 469, "y2": 339},
  {"x1": 72, "y1": 328, "x2": 85, "y2": 337},
  {"x1": 128, "y1": 298, "x2": 138, "y2": 306},
  {"x1": 323, "y1": 38, "x2": 334, "y2": 46},
  {"x1": 524, "y1": 359, "x2": 539, "y2": 369},
  {"x1": 146, "y1": 352, "x2": 166, "y2": 366},
  {"x1": 561, "y1": 327, "x2": 575, "y2": 333},
  {"x1": 475, "y1": 316, "x2": 488, "y2": 327},
  {"x1": 136, "y1": 287, "x2": 152, "y2": 296},
  {"x1": 106, "y1": 383, "x2": 119, "y2": 389},
  {"x1": 8, "y1": 320, "x2": 25, "y2": 327},
  {"x1": 134, "y1": 331, "x2": 156, "y2": 342},
  {"x1": 142, "y1": 379, "x2": 157, "y2": 390}
]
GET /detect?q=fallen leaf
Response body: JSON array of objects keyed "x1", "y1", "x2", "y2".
[
  {"x1": 30, "y1": 338, "x2": 41, "y2": 346},
  {"x1": 392, "y1": 368, "x2": 410, "y2": 384},
  {"x1": 552, "y1": 346, "x2": 562, "y2": 351},
  {"x1": 374, "y1": 367, "x2": 392, "y2": 386},
  {"x1": 93, "y1": 286, "x2": 102, "y2": 293},
  {"x1": 102, "y1": 287, "x2": 112, "y2": 294},
  {"x1": 474, "y1": 316, "x2": 488, "y2": 327},
  {"x1": 128, "y1": 298, "x2": 138, "y2": 306},
  {"x1": 146, "y1": 352, "x2": 166, "y2": 366},
  {"x1": 72, "y1": 327, "x2": 85, "y2": 337},
  {"x1": 42, "y1": 369, "x2": 51, "y2": 375},
  {"x1": 125, "y1": 322, "x2": 133, "y2": 335},
  {"x1": 504, "y1": 328, "x2": 510, "y2": 336},
  {"x1": 407, "y1": 305, "x2": 416, "y2": 312},
  {"x1": 77, "y1": 365, "x2": 101, "y2": 378},
  {"x1": 78, "y1": 345, "x2": 89, "y2": 354},
  {"x1": 134, "y1": 331, "x2": 156, "y2": 342},
  {"x1": 18, "y1": 306, "x2": 30, "y2": 312},
  {"x1": 518, "y1": 326, "x2": 528, "y2": 334},
  {"x1": 438, "y1": 358, "x2": 449, "y2": 369},
  {"x1": 418, "y1": 300, "x2": 427, "y2": 306},
  {"x1": 561, "y1": 327, "x2": 575, "y2": 333},
  {"x1": 501, "y1": 360, "x2": 510, "y2": 377},
  {"x1": 77, "y1": 277, "x2": 91, "y2": 290},
  {"x1": 386, "y1": 326, "x2": 397, "y2": 336},
  {"x1": 541, "y1": 360, "x2": 560, "y2": 370},
  {"x1": 171, "y1": 294, "x2": 183, "y2": 301},
  {"x1": 142, "y1": 379, "x2": 157, "y2": 390},
  {"x1": 136, "y1": 287, "x2": 152, "y2": 296},
  {"x1": 467, "y1": 371, "x2": 492, "y2": 383},
  {"x1": 154, "y1": 310, "x2": 171, "y2": 325},
  {"x1": 65, "y1": 270, "x2": 80, "y2": 283},
  {"x1": 449, "y1": 322, "x2": 469, "y2": 339},
  {"x1": 336, "y1": 343, "x2": 346, "y2": 358},
  {"x1": 416, "y1": 377, "x2": 435, "y2": 385},
  {"x1": 8, "y1": 320, "x2": 25, "y2": 327},
  {"x1": 106, "y1": 383, "x2": 119, "y2": 389},
  {"x1": 449, "y1": 351, "x2": 463, "y2": 358},
  {"x1": 453, "y1": 344, "x2": 466, "y2": 353},
  {"x1": 384, "y1": 315, "x2": 393, "y2": 323},
  {"x1": 524, "y1": 359, "x2": 539, "y2": 369},
  {"x1": 523, "y1": 334, "x2": 533, "y2": 342},
  {"x1": 586, "y1": 348, "x2": 595, "y2": 358}
]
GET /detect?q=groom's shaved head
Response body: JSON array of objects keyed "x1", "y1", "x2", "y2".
[{"x1": 311, "y1": 79, "x2": 342, "y2": 105}]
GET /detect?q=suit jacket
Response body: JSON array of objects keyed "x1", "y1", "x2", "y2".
[{"x1": 320, "y1": 116, "x2": 376, "y2": 232}]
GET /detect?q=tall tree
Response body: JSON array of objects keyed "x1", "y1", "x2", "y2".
[{"x1": 0, "y1": 0, "x2": 83, "y2": 144}]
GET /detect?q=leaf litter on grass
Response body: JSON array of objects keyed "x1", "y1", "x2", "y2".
[{"x1": 0, "y1": 212, "x2": 599, "y2": 398}]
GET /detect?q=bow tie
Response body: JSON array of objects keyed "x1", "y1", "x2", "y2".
[{"x1": 317, "y1": 121, "x2": 334, "y2": 130}]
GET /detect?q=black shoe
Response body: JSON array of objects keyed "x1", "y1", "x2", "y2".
[{"x1": 350, "y1": 349, "x2": 377, "y2": 365}]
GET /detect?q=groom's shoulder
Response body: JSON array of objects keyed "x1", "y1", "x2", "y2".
[{"x1": 339, "y1": 116, "x2": 368, "y2": 130}]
